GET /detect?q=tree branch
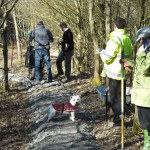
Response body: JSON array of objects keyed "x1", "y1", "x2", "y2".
[
  {"x1": 142, "y1": 16, "x2": 150, "y2": 23},
  {"x1": 0, "y1": 0, "x2": 5, "y2": 7},
  {"x1": 0, "y1": 0, "x2": 18, "y2": 29}
]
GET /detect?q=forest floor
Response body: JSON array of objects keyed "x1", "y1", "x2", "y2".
[{"x1": 0, "y1": 48, "x2": 144, "y2": 150}]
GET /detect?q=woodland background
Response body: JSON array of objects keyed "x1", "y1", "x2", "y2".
[
  {"x1": 0, "y1": 0, "x2": 150, "y2": 90},
  {"x1": 0, "y1": 1, "x2": 150, "y2": 149}
]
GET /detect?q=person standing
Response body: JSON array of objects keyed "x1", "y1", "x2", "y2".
[
  {"x1": 25, "y1": 30, "x2": 35, "y2": 80},
  {"x1": 29, "y1": 21, "x2": 54, "y2": 82},
  {"x1": 56, "y1": 22, "x2": 74, "y2": 82},
  {"x1": 98, "y1": 17, "x2": 133, "y2": 126},
  {"x1": 123, "y1": 27, "x2": 150, "y2": 149}
]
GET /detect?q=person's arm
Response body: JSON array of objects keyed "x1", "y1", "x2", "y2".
[
  {"x1": 136, "y1": 51, "x2": 150, "y2": 75},
  {"x1": 64, "y1": 30, "x2": 73, "y2": 50},
  {"x1": 99, "y1": 39, "x2": 119, "y2": 64},
  {"x1": 28, "y1": 30, "x2": 35, "y2": 44},
  {"x1": 47, "y1": 30, "x2": 54, "y2": 43},
  {"x1": 122, "y1": 50, "x2": 150, "y2": 74}
]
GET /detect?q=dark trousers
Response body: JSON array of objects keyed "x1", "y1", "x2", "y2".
[
  {"x1": 56, "y1": 50, "x2": 73, "y2": 79},
  {"x1": 108, "y1": 78, "x2": 126, "y2": 124},
  {"x1": 28, "y1": 68, "x2": 35, "y2": 79},
  {"x1": 138, "y1": 106, "x2": 150, "y2": 132}
]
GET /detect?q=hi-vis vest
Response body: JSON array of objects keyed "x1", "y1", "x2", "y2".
[{"x1": 100, "y1": 29, "x2": 133, "y2": 80}]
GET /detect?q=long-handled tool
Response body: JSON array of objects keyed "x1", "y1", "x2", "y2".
[
  {"x1": 116, "y1": 36, "x2": 125, "y2": 149},
  {"x1": 121, "y1": 72, "x2": 125, "y2": 150},
  {"x1": 120, "y1": 38, "x2": 125, "y2": 150},
  {"x1": 105, "y1": 87, "x2": 109, "y2": 120}
]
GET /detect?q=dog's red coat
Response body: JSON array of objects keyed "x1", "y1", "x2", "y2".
[{"x1": 52, "y1": 101, "x2": 77, "y2": 112}]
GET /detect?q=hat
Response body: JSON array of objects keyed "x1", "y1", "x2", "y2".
[
  {"x1": 37, "y1": 21, "x2": 44, "y2": 25},
  {"x1": 135, "y1": 26, "x2": 150, "y2": 41}
]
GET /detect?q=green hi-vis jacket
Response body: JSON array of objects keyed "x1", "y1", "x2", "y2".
[
  {"x1": 128, "y1": 51, "x2": 150, "y2": 107},
  {"x1": 100, "y1": 29, "x2": 133, "y2": 80}
]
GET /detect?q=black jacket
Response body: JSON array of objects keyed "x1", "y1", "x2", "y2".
[{"x1": 61, "y1": 29, "x2": 74, "y2": 51}]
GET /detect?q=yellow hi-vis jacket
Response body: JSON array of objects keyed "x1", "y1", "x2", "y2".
[{"x1": 100, "y1": 29, "x2": 133, "y2": 80}]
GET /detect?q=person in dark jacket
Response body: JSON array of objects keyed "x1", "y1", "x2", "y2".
[
  {"x1": 56, "y1": 22, "x2": 74, "y2": 82},
  {"x1": 29, "y1": 21, "x2": 54, "y2": 82},
  {"x1": 25, "y1": 30, "x2": 35, "y2": 80}
]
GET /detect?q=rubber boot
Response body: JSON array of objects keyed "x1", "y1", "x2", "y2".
[{"x1": 143, "y1": 130, "x2": 150, "y2": 150}]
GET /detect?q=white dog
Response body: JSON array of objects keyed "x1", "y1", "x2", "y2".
[{"x1": 47, "y1": 95, "x2": 81, "y2": 121}]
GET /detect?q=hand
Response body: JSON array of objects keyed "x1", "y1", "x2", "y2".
[
  {"x1": 121, "y1": 59, "x2": 132, "y2": 72},
  {"x1": 64, "y1": 43, "x2": 69, "y2": 50}
]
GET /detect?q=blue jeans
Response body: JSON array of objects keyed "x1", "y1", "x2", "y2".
[{"x1": 35, "y1": 49, "x2": 52, "y2": 81}]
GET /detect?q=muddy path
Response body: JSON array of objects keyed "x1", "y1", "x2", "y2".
[
  {"x1": 26, "y1": 80, "x2": 98, "y2": 150},
  {"x1": 0, "y1": 74, "x2": 99, "y2": 150}
]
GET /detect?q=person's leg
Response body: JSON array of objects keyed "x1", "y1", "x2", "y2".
[
  {"x1": 138, "y1": 106, "x2": 150, "y2": 130},
  {"x1": 29, "y1": 50, "x2": 35, "y2": 80},
  {"x1": 64, "y1": 50, "x2": 73, "y2": 80},
  {"x1": 109, "y1": 78, "x2": 121, "y2": 125},
  {"x1": 138, "y1": 106, "x2": 150, "y2": 149},
  {"x1": 28, "y1": 68, "x2": 32, "y2": 79},
  {"x1": 30, "y1": 68, "x2": 35, "y2": 80},
  {"x1": 40, "y1": 56, "x2": 45, "y2": 80},
  {"x1": 56, "y1": 50, "x2": 65, "y2": 75},
  {"x1": 35, "y1": 49, "x2": 42, "y2": 81},
  {"x1": 43, "y1": 49, "x2": 52, "y2": 82}
]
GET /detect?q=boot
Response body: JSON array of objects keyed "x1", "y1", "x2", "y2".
[{"x1": 143, "y1": 130, "x2": 150, "y2": 150}]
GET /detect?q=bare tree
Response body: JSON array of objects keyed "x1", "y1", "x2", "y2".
[
  {"x1": 0, "y1": 0, "x2": 18, "y2": 92},
  {"x1": 88, "y1": 0, "x2": 101, "y2": 86},
  {"x1": 0, "y1": 0, "x2": 18, "y2": 29},
  {"x1": 12, "y1": 9, "x2": 21, "y2": 61}
]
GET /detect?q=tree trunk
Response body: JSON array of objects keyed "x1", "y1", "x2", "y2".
[
  {"x1": 104, "y1": 0, "x2": 111, "y2": 86},
  {"x1": 105, "y1": 0, "x2": 111, "y2": 42},
  {"x1": 137, "y1": 0, "x2": 146, "y2": 28},
  {"x1": 89, "y1": 0, "x2": 101, "y2": 86},
  {"x1": 1, "y1": 20, "x2": 9, "y2": 92},
  {"x1": 73, "y1": 0, "x2": 85, "y2": 74},
  {"x1": 12, "y1": 9, "x2": 21, "y2": 61}
]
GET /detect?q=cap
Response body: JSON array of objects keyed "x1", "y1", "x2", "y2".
[
  {"x1": 135, "y1": 26, "x2": 150, "y2": 41},
  {"x1": 37, "y1": 21, "x2": 44, "y2": 25}
]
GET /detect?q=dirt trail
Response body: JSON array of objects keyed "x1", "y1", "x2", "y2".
[
  {"x1": 24, "y1": 80, "x2": 97, "y2": 150},
  {"x1": 0, "y1": 72, "x2": 143, "y2": 150},
  {"x1": 0, "y1": 72, "x2": 98, "y2": 150}
]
